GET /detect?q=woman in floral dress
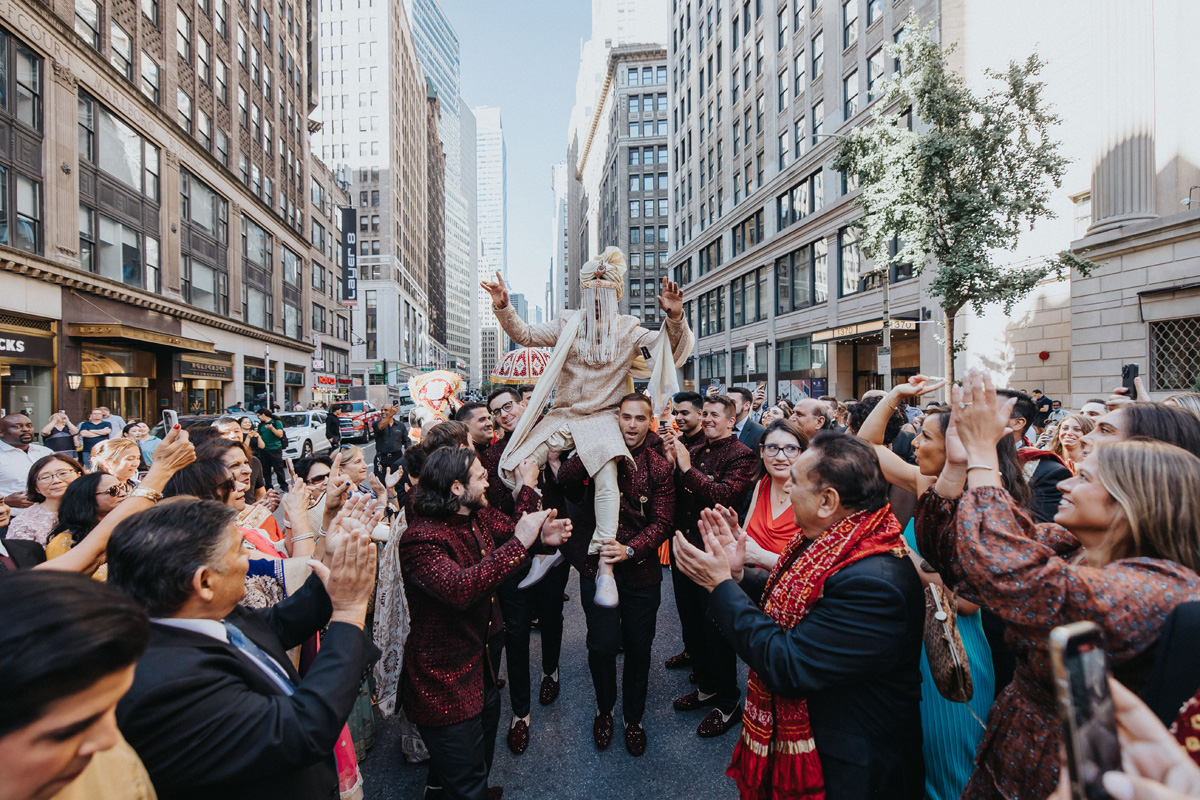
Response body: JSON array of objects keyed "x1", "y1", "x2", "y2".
[{"x1": 915, "y1": 372, "x2": 1200, "y2": 800}]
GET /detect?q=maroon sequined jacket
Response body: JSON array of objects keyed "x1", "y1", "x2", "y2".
[
  {"x1": 554, "y1": 438, "x2": 675, "y2": 588},
  {"x1": 674, "y1": 434, "x2": 757, "y2": 546},
  {"x1": 397, "y1": 504, "x2": 534, "y2": 727}
]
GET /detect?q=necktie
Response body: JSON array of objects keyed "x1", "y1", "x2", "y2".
[{"x1": 222, "y1": 620, "x2": 296, "y2": 695}]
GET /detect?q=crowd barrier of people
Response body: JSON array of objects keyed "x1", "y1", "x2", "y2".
[{"x1": 5, "y1": 288, "x2": 1200, "y2": 800}]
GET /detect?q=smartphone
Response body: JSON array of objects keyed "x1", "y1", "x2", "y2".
[
  {"x1": 284, "y1": 456, "x2": 296, "y2": 478},
  {"x1": 1121, "y1": 364, "x2": 1139, "y2": 400},
  {"x1": 162, "y1": 409, "x2": 179, "y2": 431},
  {"x1": 1050, "y1": 621, "x2": 1121, "y2": 800}
]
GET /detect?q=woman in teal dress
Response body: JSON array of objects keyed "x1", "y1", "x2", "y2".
[{"x1": 858, "y1": 378, "x2": 1004, "y2": 799}]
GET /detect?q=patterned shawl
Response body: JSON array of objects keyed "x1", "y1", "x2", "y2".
[{"x1": 726, "y1": 504, "x2": 904, "y2": 800}]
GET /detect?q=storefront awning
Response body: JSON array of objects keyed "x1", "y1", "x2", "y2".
[{"x1": 68, "y1": 324, "x2": 216, "y2": 353}]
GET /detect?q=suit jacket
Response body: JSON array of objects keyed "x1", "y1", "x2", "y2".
[
  {"x1": 0, "y1": 538, "x2": 46, "y2": 571},
  {"x1": 555, "y1": 439, "x2": 675, "y2": 588},
  {"x1": 708, "y1": 554, "x2": 926, "y2": 800},
  {"x1": 674, "y1": 434, "x2": 758, "y2": 546},
  {"x1": 1141, "y1": 601, "x2": 1200, "y2": 727},
  {"x1": 1022, "y1": 450, "x2": 1072, "y2": 524},
  {"x1": 398, "y1": 508, "x2": 531, "y2": 726},
  {"x1": 116, "y1": 574, "x2": 380, "y2": 800},
  {"x1": 736, "y1": 417, "x2": 766, "y2": 450}
]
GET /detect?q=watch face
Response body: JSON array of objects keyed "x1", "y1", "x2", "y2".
[{"x1": 626, "y1": 545, "x2": 635, "y2": 558}]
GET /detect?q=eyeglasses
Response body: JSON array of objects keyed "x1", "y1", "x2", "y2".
[
  {"x1": 96, "y1": 484, "x2": 130, "y2": 498},
  {"x1": 36, "y1": 469, "x2": 79, "y2": 484},
  {"x1": 306, "y1": 473, "x2": 330, "y2": 485},
  {"x1": 490, "y1": 400, "x2": 516, "y2": 417},
  {"x1": 762, "y1": 443, "x2": 802, "y2": 459}
]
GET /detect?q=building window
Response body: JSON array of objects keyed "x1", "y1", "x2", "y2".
[
  {"x1": 243, "y1": 285, "x2": 270, "y2": 329},
  {"x1": 282, "y1": 245, "x2": 301, "y2": 287},
  {"x1": 176, "y1": 9, "x2": 191, "y2": 62},
  {"x1": 110, "y1": 22, "x2": 132, "y2": 79},
  {"x1": 778, "y1": 8, "x2": 788, "y2": 49},
  {"x1": 811, "y1": 30, "x2": 823, "y2": 78},
  {"x1": 867, "y1": 0, "x2": 882, "y2": 26},
  {"x1": 843, "y1": 0, "x2": 858, "y2": 48},
  {"x1": 79, "y1": 207, "x2": 159, "y2": 292},
  {"x1": 794, "y1": 53, "x2": 805, "y2": 97},
  {"x1": 731, "y1": 267, "x2": 767, "y2": 327},
  {"x1": 1072, "y1": 192, "x2": 1091, "y2": 239},
  {"x1": 176, "y1": 89, "x2": 192, "y2": 133},
  {"x1": 215, "y1": 130, "x2": 228, "y2": 166},
  {"x1": 843, "y1": 69, "x2": 859, "y2": 119},
  {"x1": 77, "y1": 92, "x2": 159, "y2": 202},
  {"x1": 812, "y1": 99, "x2": 824, "y2": 143},
  {"x1": 867, "y1": 49, "x2": 884, "y2": 101},
  {"x1": 215, "y1": 0, "x2": 227, "y2": 37},
  {"x1": 698, "y1": 237, "x2": 723, "y2": 275},
  {"x1": 312, "y1": 302, "x2": 326, "y2": 333},
  {"x1": 838, "y1": 225, "x2": 863, "y2": 296},
  {"x1": 140, "y1": 55, "x2": 160, "y2": 102},
  {"x1": 241, "y1": 214, "x2": 272, "y2": 272},
  {"x1": 142, "y1": 0, "x2": 158, "y2": 24},
  {"x1": 778, "y1": 131, "x2": 788, "y2": 170},
  {"x1": 777, "y1": 70, "x2": 788, "y2": 111},
  {"x1": 215, "y1": 57, "x2": 228, "y2": 103},
  {"x1": 283, "y1": 302, "x2": 300, "y2": 339},
  {"x1": 181, "y1": 256, "x2": 227, "y2": 313},
  {"x1": 197, "y1": 36, "x2": 211, "y2": 83},
  {"x1": 699, "y1": 287, "x2": 725, "y2": 336},
  {"x1": 794, "y1": 117, "x2": 806, "y2": 158},
  {"x1": 732, "y1": 209, "x2": 764, "y2": 257},
  {"x1": 1150, "y1": 317, "x2": 1200, "y2": 392},
  {"x1": 0, "y1": 168, "x2": 40, "y2": 253},
  {"x1": 180, "y1": 169, "x2": 227, "y2": 242}
]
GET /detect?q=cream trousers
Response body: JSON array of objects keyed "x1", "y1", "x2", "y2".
[{"x1": 528, "y1": 424, "x2": 620, "y2": 554}]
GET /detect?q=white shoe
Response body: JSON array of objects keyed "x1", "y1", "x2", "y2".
[
  {"x1": 518, "y1": 551, "x2": 565, "y2": 589},
  {"x1": 594, "y1": 573, "x2": 619, "y2": 608}
]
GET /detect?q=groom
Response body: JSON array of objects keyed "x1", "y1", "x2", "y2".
[{"x1": 481, "y1": 248, "x2": 691, "y2": 607}]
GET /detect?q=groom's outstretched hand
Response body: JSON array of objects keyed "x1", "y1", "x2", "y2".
[
  {"x1": 481, "y1": 270, "x2": 509, "y2": 309},
  {"x1": 658, "y1": 277, "x2": 683, "y2": 320}
]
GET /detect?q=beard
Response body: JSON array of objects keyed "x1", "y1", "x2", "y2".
[
  {"x1": 461, "y1": 485, "x2": 488, "y2": 512},
  {"x1": 576, "y1": 285, "x2": 620, "y2": 366}
]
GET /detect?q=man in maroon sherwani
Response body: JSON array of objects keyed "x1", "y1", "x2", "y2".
[
  {"x1": 550, "y1": 393, "x2": 676, "y2": 757},
  {"x1": 397, "y1": 447, "x2": 571, "y2": 800}
]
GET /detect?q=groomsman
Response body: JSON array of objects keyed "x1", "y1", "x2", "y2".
[
  {"x1": 663, "y1": 394, "x2": 757, "y2": 738},
  {"x1": 550, "y1": 393, "x2": 675, "y2": 756}
]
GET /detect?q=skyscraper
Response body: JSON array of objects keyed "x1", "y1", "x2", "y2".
[
  {"x1": 549, "y1": 161, "x2": 569, "y2": 319},
  {"x1": 475, "y1": 106, "x2": 507, "y2": 379},
  {"x1": 312, "y1": 0, "x2": 431, "y2": 385},
  {"x1": 404, "y1": 0, "x2": 474, "y2": 375}
]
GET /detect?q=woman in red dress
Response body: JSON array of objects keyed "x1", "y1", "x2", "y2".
[
  {"x1": 916, "y1": 372, "x2": 1200, "y2": 800},
  {"x1": 740, "y1": 419, "x2": 808, "y2": 573}
]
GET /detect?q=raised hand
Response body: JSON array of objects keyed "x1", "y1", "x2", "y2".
[
  {"x1": 893, "y1": 373, "x2": 949, "y2": 401},
  {"x1": 673, "y1": 435, "x2": 692, "y2": 472},
  {"x1": 1106, "y1": 375, "x2": 1148, "y2": 410},
  {"x1": 699, "y1": 506, "x2": 746, "y2": 581},
  {"x1": 954, "y1": 372, "x2": 1016, "y2": 457},
  {"x1": 661, "y1": 429, "x2": 677, "y2": 466},
  {"x1": 279, "y1": 477, "x2": 311, "y2": 524},
  {"x1": 480, "y1": 270, "x2": 510, "y2": 309},
  {"x1": 368, "y1": 471, "x2": 387, "y2": 498},
  {"x1": 513, "y1": 507, "x2": 556, "y2": 548},
  {"x1": 384, "y1": 464, "x2": 404, "y2": 489},
  {"x1": 657, "y1": 277, "x2": 684, "y2": 320},
  {"x1": 541, "y1": 513, "x2": 573, "y2": 547},
  {"x1": 941, "y1": 400, "x2": 969, "y2": 467},
  {"x1": 324, "y1": 449, "x2": 352, "y2": 511},
  {"x1": 149, "y1": 425, "x2": 196, "y2": 473}
]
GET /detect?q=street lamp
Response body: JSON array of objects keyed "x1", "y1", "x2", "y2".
[
  {"x1": 66, "y1": 372, "x2": 82, "y2": 391},
  {"x1": 172, "y1": 380, "x2": 185, "y2": 394}
]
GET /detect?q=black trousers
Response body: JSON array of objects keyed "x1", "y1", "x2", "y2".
[
  {"x1": 579, "y1": 570, "x2": 661, "y2": 725},
  {"x1": 671, "y1": 560, "x2": 741, "y2": 712},
  {"x1": 420, "y1": 635, "x2": 504, "y2": 799},
  {"x1": 257, "y1": 448, "x2": 288, "y2": 490},
  {"x1": 374, "y1": 449, "x2": 404, "y2": 481},
  {"x1": 496, "y1": 557, "x2": 570, "y2": 717}
]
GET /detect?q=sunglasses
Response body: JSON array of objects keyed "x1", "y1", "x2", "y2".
[{"x1": 96, "y1": 483, "x2": 130, "y2": 498}]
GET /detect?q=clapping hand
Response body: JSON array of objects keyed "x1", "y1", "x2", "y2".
[
  {"x1": 324, "y1": 450, "x2": 352, "y2": 511},
  {"x1": 384, "y1": 464, "x2": 404, "y2": 490},
  {"x1": 673, "y1": 525, "x2": 734, "y2": 591},
  {"x1": 540, "y1": 510, "x2": 573, "y2": 547},
  {"x1": 661, "y1": 429, "x2": 678, "y2": 466},
  {"x1": 513, "y1": 508, "x2": 556, "y2": 548},
  {"x1": 698, "y1": 506, "x2": 747, "y2": 581},
  {"x1": 263, "y1": 487, "x2": 281, "y2": 512},
  {"x1": 308, "y1": 514, "x2": 376, "y2": 629},
  {"x1": 279, "y1": 477, "x2": 311, "y2": 525},
  {"x1": 673, "y1": 435, "x2": 692, "y2": 472},
  {"x1": 368, "y1": 471, "x2": 387, "y2": 499}
]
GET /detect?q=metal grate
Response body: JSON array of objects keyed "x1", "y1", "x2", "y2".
[
  {"x1": 1150, "y1": 316, "x2": 1200, "y2": 392},
  {"x1": 0, "y1": 314, "x2": 52, "y2": 332}
]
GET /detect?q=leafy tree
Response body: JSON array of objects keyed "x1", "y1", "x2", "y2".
[{"x1": 833, "y1": 13, "x2": 1096, "y2": 382}]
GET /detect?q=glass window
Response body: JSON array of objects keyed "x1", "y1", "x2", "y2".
[
  {"x1": 180, "y1": 170, "x2": 227, "y2": 241},
  {"x1": 92, "y1": 213, "x2": 153, "y2": 289},
  {"x1": 839, "y1": 226, "x2": 861, "y2": 295},
  {"x1": 241, "y1": 214, "x2": 271, "y2": 270},
  {"x1": 75, "y1": 0, "x2": 100, "y2": 49},
  {"x1": 78, "y1": 93, "x2": 159, "y2": 201},
  {"x1": 186, "y1": 257, "x2": 220, "y2": 312},
  {"x1": 177, "y1": 9, "x2": 191, "y2": 62},
  {"x1": 628, "y1": 67, "x2": 639, "y2": 85},
  {"x1": 176, "y1": 88, "x2": 192, "y2": 132},
  {"x1": 843, "y1": 69, "x2": 859, "y2": 118},
  {"x1": 629, "y1": 148, "x2": 640, "y2": 165},
  {"x1": 110, "y1": 22, "x2": 132, "y2": 79},
  {"x1": 812, "y1": 99, "x2": 824, "y2": 143},
  {"x1": 142, "y1": 0, "x2": 159, "y2": 24},
  {"x1": 867, "y1": 49, "x2": 884, "y2": 101},
  {"x1": 629, "y1": 200, "x2": 640, "y2": 218},
  {"x1": 811, "y1": 30, "x2": 823, "y2": 78},
  {"x1": 867, "y1": 0, "x2": 882, "y2": 26},
  {"x1": 197, "y1": 36, "x2": 210, "y2": 83},
  {"x1": 283, "y1": 303, "x2": 300, "y2": 339},
  {"x1": 630, "y1": 174, "x2": 641, "y2": 193},
  {"x1": 140, "y1": 54, "x2": 160, "y2": 102},
  {"x1": 244, "y1": 285, "x2": 269, "y2": 329},
  {"x1": 281, "y1": 245, "x2": 301, "y2": 287},
  {"x1": 813, "y1": 238, "x2": 828, "y2": 303}
]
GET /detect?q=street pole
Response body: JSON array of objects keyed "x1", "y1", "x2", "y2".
[{"x1": 264, "y1": 344, "x2": 272, "y2": 411}]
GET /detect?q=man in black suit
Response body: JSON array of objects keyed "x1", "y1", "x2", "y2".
[
  {"x1": 995, "y1": 389, "x2": 1072, "y2": 523},
  {"x1": 0, "y1": 500, "x2": 44, "y2": 572},
  {"x1": 675, "y1": 432, "x2": 925, "y2": 799},
  {"x1": 108, "y1": 496, "x2": 380, "y2": 800},
  {"x1": 727, "y1": 386, "x2": 766, "y2": 450}
]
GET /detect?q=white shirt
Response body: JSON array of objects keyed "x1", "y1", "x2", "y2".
[
  {"x1": 0, "y1": 439, "x2": 54, "y2": 503},
  {"x1": 152, "y1": 617, "x2": 294, "y2": 695},
  {"x1": 104, "y1": 414, "x2": 127, "y2": 439}
]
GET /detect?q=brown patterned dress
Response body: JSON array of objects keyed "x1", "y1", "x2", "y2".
[{"x1": 916, "y1": 486, "x2": 1200, "y2": 800}]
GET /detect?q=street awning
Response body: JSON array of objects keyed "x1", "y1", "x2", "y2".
[{"x1": 68, "y1": 323, "x2": 216, "y2": 353}]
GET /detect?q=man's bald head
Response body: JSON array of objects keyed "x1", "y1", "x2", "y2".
[{"x1": 791, "y1": 399, "x2": 829, "y2": 439}]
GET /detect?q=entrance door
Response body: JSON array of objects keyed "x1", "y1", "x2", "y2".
[{"x1": 87, "y1": 387, "x2": 149, "y2": 424}]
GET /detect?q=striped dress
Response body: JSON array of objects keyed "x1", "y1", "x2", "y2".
[{"x1": 903, "y1": 520, "x2": 995, "y2": 800}]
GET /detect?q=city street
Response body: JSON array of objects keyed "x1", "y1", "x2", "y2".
[{"x1": 356, "y1": 452, "x2": 747, "y2": 799}]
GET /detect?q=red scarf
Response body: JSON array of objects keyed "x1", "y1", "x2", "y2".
[{"x1": 726, "y1": 505, "x2": 905, "y2": 800}]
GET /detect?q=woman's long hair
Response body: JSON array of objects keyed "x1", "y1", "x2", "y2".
[
  {"x1": 25, "y1": 454, "x2": 84, "y2": 504},
  {"x1": 48, "y1": 473, "x2": 108, "y2": 543},
  {"x1": 163, "y1": 460, "x2": 236, "y2": 504},
  {"x1": 1047, "y1": 414, "x2": 1095, "y2": 464},
  {"x1": 1093, "y1": 438, "x2": 1200, "y2": 573}
]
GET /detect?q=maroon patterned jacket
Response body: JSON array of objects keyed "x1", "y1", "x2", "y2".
[
  {"x1": 398, "y1": 504, "x2": 533, "y2": 727},
  {"x1": 674, "y1": 433, "x2": 757, "y2": 546},
  {"x1": 554, "y1": 438, "x2": 675, "y2": 588}
]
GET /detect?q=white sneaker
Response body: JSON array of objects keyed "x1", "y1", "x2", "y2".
[
  {"x1": 594, "y1": 573, "x2": 619, "y2": 608},
  {"x1": 518, "y1": 551, "x2": 565, "y2": 589}
]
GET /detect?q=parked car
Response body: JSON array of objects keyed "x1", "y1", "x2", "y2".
[
  {"x1": 277, "y1": 410, "x2": 333, "y2": 459},
  {"x1": 328, "y1": 400, "x2": 380, "y2": 444}
]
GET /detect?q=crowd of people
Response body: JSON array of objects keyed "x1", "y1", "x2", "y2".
[{"x1": 4, "y1": 362, "x2": 1200, "y2": 800}]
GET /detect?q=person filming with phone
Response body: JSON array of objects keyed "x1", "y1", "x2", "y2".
[{"x1": 373, "y1": 403, "x2": 408, "y2": 480}]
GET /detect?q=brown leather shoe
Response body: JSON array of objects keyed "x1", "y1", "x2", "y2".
[
  {"x1": 593, "y1": 711, "x2": 614, "y2": 749},
  {"x1": 673, "y1": 690, "x2": 719, "y2": 712},
  {"x1": 664, "y1": 650, "x2": 691, "y2": 669},
  {"x1": 624, "y1": 723, "x2": 647, "y2": 757},
  {"x1": 539, "y1": 672, "x2": 560, "y2": 705},
  {"x1": 507, "y1": 718, "x2": 529, "y2": 754},
  {"x1": 696, "y1": 705, "x2": 743, "y2": 738}
]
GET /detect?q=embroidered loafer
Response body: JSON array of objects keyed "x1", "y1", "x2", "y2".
[
  {"x1": 673, "y1": 690, "x2": 718, "y2": 712},
  {"x1": 696, "y1": 705, "x2": 743, "y2": 738},
  {"x1": 507, "y1": 718, "x2": 529, "y2": 755},
  {"x1": 624, "y1": 723, "x2": 647, "y2": 757},
  {"x1": 539, "y1": 672, "x2": 560, "y2": 706},
  {"x1": 664, "y1": 651, "x2": 691, "y2": 669},
  {"x1": 593, "y1": 711, "x2": 614, "y2": 749}
]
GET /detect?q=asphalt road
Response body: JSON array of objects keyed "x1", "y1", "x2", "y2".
[{"x1": 359, "y1": 566, "x2": 746, "y2": 799}]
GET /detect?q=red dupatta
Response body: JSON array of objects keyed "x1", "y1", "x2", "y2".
[{"x1": 726, "y1": 504, "x2": 905, "y2": 800}]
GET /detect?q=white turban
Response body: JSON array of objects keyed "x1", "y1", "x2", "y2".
[{"x1": 580, "y1": 247, "x2": 627, "y2": 301}]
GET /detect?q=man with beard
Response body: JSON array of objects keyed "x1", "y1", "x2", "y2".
[
  {"x1": 549, "y1": 393, "x2": 674, "y2": 756},
  {"x1": 481, "y1": 247, "x2": 691, "y2": 609},
  {"x1": 398, "y1": 448, "x2": 571, "y2": 800},
  {"x1": 0, "y1": 414, "x2": 53, "y2": 510},
  {"x1": 481, "y1": 385, "x2": 571, "y2": 756}
]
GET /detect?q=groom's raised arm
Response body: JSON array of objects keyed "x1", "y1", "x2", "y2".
[{"x1": 493, "y1": 303, "x2": 566, "y2": 348}]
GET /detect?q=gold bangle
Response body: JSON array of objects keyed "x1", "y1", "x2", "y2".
[{"x1": 129, "y1": 486, "x2": 163, "y2": 503}]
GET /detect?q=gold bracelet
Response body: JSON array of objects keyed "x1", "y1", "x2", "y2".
[{"x1": 129, "y1": 486, "x2": 163, "y2": 503}]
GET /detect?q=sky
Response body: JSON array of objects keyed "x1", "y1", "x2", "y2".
[{"x1": 442, "y1": 1, "x2": 592, "y2": 314}]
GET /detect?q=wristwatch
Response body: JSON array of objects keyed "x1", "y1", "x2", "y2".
[{"x1": 625, "y1": 545, "x2": 635, "y2": 559}]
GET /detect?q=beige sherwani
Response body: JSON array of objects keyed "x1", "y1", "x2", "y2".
[{"x1": 494, "y1": 303, "x2": 691, "y2": 477}]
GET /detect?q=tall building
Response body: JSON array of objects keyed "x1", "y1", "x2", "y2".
[
  {"x1": 510, "y1": 293, "x2": 528, "y2": 325},
  {"x1": 404, "y1": 0, "x2": 473, "y2": 376},
  {"x1": 426, "y1": 82, "x2": 447, "y2": 364},
  {"x1": 460, "y1": 99, "x2": 479, "y2": 378},
  {"x1": 475, "y1": 105, "x2": 506, "y2": 379},
  {"x1": 0, "y1": 0, "x2": 328, "y2": 420},
  {"x1": 308, "y1": 160, "x2": 354, "y2": 403},
  {"x1": 312, "y1": 0, "x2": 431, "y2": 387},
  {"x1": 596, "y1": 46, "x2": 670, "y2": 328},
  {"x1": 565, "y1": 0, "x2": 669, "y2": 311},
  {"x1": 549, "y1": 160, "x2": 569, "y2": 319}
]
